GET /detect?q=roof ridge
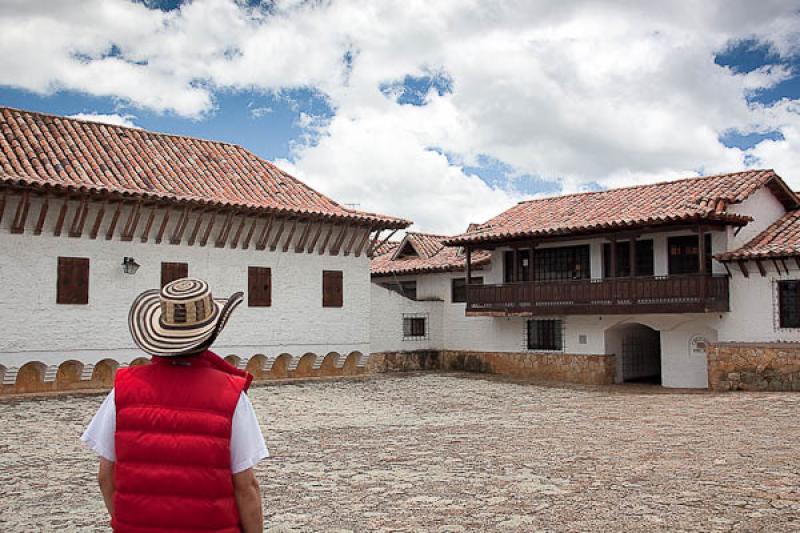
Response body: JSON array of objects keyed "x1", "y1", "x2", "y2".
[
  {"x1": 0, "y1": 105, "x2": 247, "y2": 150},
  {"x1": 515, "y1": 169, "x2": 775, "y2": 205}
]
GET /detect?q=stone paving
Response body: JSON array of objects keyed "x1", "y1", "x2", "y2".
[{"x1": 1, "y1": 373, "x2": 799, "y2": 532}]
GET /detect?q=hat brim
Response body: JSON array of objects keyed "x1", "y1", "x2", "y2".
[{"x1": 129, "y1": 290, "x2": 244, "y2": 357}]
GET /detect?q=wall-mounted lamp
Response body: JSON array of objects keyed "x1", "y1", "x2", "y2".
[{"x1": 122, "y1": 256, "x2": 140, "y2": 275}]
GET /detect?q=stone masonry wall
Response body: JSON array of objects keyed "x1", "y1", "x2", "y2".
[
  {"x1": 370, "y1": 350, "x2": 615, "y2": 385},
  {"x1": 708, "y1": 343, "x2": 800, "y2": 391}
]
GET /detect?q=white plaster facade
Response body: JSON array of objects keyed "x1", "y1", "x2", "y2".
[
  {"x1": 0, "y1": 195, "x2": 374, "y2": 382},
  {"x1": 370, "y1": 181, "x2": 796, "y2": 389}
]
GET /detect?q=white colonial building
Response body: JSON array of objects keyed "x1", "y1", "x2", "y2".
[
  {"x1": 0, "y1": 107, "x2": 408, "y2": 393},
  {"x1": 371, "y1": 170, "x2": 800, "y2": 390}
]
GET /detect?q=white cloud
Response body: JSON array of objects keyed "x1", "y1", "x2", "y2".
[
  {"x1": 68, "y1": 112, "x2": 140, "y2": 128},
  {"x1": 1, "y1": 0, "x2": 800, "y2": 233}
]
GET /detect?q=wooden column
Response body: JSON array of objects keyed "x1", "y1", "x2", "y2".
[
  {"x1": 512, "y1": 247, "x2": 519, "y2": 282},
  {"x1": 529, "y1": 242, "x2": 536, "y2": 281},
  {"x1": 629, "y1": 237, "x2": 636, "y2": 277},
  {"x1": 698, "y1": 226, "x2": 706, "y2": 274},
  {"x1": 609, "y1": 237, "x2": 617, "y2": 278},
  {"x1": 466, "y1": 246, "x2": 472, "y2": 285}
]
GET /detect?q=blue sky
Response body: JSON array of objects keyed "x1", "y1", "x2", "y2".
[{"x1": 0, "y1": 1, "x2": 798, "y2": 233}]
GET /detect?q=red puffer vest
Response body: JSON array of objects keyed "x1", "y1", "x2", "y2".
[{"x1": 113, "y1": 350, "x2": 253, "y2": 533}]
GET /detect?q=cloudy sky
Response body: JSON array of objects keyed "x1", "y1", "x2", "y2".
[{"x1": 1, "y1": 0, "x2": 799, "y2": 234}]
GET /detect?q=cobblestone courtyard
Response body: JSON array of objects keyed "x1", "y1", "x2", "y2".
[{"x1": 1, "y1": 373, "x2": 799, "y2": 532}]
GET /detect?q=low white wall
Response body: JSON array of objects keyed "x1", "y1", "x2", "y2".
[{"x1": 370, "y1": 284, "x2": 443, "y2": 352}]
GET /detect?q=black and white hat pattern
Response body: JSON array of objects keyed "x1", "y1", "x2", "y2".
[{"x1": 129, "y1": 278, "x2": 243, "y2": 357}]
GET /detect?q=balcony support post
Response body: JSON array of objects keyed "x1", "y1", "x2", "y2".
[
  {"x1": 698, "y1": 225, "x2": 706, "y2": 274},
  {"x1": 629, "y1": 236, "x2": 636, "y2": 277},
  {"x1": 466, "y1": 245, "x2": 472, "y2": 285},
  {"x1": 529, "y1": 242, "x2": 536, "y2": 281},
  {"x1": 512, "y1": 246, "x2": 519, "y2": 282},
  {"x1": 609, "y1": 236, "x2": 617, "y2": 278}
]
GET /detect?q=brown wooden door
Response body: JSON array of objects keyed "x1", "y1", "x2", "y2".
[
  {"x1": 57, "y1": 257, "x2": 90, "y2": 304},
  {"x1": 322, "y1": 270, "x2": 343, "y2": 307}
]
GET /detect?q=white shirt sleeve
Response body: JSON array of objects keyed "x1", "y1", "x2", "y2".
[
  {"x1": 80, "y1": 389, "x2": 268, "y2": 473},
  {"x1": 80, "y1": 389, "x2": 117, "y2": 462},
  {"x1": 230, "y1": 392, "x2": 269, "y2": 474}
]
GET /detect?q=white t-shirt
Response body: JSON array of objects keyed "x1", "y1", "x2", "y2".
[{"x1": 81, "y1": 389, "x2": 269, "y2": 474}]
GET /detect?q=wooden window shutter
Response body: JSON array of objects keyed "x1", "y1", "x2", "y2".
[
  {"x1": 57, "y1": 257, "x2": 89, "y2": 305},
  {"x1": 161, "y1": 262, "x2": 188, "y2": 288},
  {"x1": 322, "y1": 270, "x2": 343, "y2": 307},
  {"x1": 248, "y1": 266, "x2": 272, "y2": 307}
]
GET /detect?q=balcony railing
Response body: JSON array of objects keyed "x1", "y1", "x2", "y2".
[{"x1": 466, "y1": 274, "x2": 729, "y2": 315}]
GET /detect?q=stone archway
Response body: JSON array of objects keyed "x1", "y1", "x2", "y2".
[{"x1": 606, "y1": 323, "x2": 662, "y2": 384}]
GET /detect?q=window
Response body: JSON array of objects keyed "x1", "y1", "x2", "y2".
[
  {"x1": 602, "y1": 240, "x2": 654, "y2": 277},
  {"x1": 503, "y1": 250, "x2": 532, "y2": 282},
  {"x1": 57, "y1": 257, "x2": 89, "y2": 305},
  {"x1": 403, "y1": 314, "x2": 428, "y2": 340},
  {"x1": 778, "y1": 281, "x2": 800, "y2": 328},
  {"x1": 668, "y1": 234, "x2": 712, "y2": 275},
  {"x1": 534, "y1": 245, "x2": 590, "y2": 281},
  {"x1": 161, "y1": 262, "x2": 188, "y2": 288},
  {"x1": 451, "y1": 276, "x2": 484, "y2": 303},
  {"x1": 248, "y1": 267, "x2": 271, "y2": 307},
  {"x1": 527, "y1": 319, "x2": 563, "y2": 351},
  {"x1": 322, "y1": 270, "x2": 343, "y2": 307},
  {"x1": 380, "y1": 280, "x2": 417, "y2": 300}
]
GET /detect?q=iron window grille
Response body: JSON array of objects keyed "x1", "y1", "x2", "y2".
[
  {"x1": 525, "y1": 319, "x2": 564, "y2": 351},
  {"x1": 402, "y1": 313, "x2": 429, "y2": 341}
]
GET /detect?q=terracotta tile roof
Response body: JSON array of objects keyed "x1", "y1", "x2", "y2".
[
  {"x1": 371, "y1": 231, "x2": 490, "y2": 276},
  {"x1": 0, "y1": 106, "x2": 409, "y2": 228},
  {"x1": 444, "y1": 170, "x2": 797, "y2": 246},
  {"x1": 717, "y1": 210, "x2": 800, "y2": 261}
]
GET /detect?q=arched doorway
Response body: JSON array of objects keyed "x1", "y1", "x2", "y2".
[{"x1": 606, "y1": 323, "x2": 662, "y2": 384}]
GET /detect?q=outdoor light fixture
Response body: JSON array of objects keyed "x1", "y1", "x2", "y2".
[{"x1": 122, "y1": 256, "x2": 140, "y2": 275}]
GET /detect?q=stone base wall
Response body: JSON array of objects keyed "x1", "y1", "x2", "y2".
[
  {"x1": 441, "y1": 350, "x2": 615, "y2": 385},
  {"x1": 708, "y1": 343, "x2": 800, "y2": 391},
  {"x1": 369, "y1": 350, "x2": 615, "y2": 385}
]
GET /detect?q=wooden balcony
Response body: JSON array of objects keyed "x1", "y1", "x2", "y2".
[{"x1": 466, "y1": 274, "x2": 729, "y2": 316}]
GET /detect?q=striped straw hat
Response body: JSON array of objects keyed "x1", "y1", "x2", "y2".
[{"x1": 129, "y1": 278, "x2": 244, "y2": 357}]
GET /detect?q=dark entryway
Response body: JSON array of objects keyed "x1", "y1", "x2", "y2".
[
  {"x1": 621, "y1": 325, "x2": 661, "y2": 384},
  {"x1": 606, "y1": 323, "x2": 662, "y2": 385}
]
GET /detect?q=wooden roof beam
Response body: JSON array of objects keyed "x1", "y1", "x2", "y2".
[
  {"x1": 187, "y1": 210, "x2": 206, "y2": 246},
  {"x1": 755, "y1": 259, "x2": 767, "y2": 277},
  {"x1": 215, "y1": 211, "x2": 236, "y2": 248},
  {"x1": 229, "y1": 216, "x2": 247, "y2": 249},
  {"x1": 10, "y1": 191, "x2": 31, "y2": 234},
  {"x1": 329, "y1": 225, "x2": 349, "y2": 256},
  {"x1": 354, "y1": 227, "x2": 373, "y2": 257},
  {"x1": 170, "y1": 207, "x2": 190, "y2": 245},
  {"x1": 269, "y1": 218, "x2": 287, "y2": 251},
  {"x1": 89, "y1": 202, "x2": 106, "y2": 240},
  {"x1": 318, "y1": 224, "x2": 336, "y2": 255},
  {"x1": 199, "y1": 211, "x2": 217, "y2": 247},
  {"x1": 281, "y1": 219, "x2": 298, "y2": 253},
  {"x1": 294, "y1": 220, "x2": 313, "y2": 253},
  {"x1": 33, "y1": 195, "x2": 49, "y2": 235},
  {"x1": 154, "y1": 208, "x2": 171, "y2": 244},
  {"x1": 305, "y1": 221, "x2": 324, "y2": 253},
  {"x1": 139, "y1": 207, "x2": 157, "y2": 243},
  {"x1": 255, "y1": 216, "x2": 274, "y2": 251},
  {"x1": 343, "y1": 226, "x2": 363, "y2": 256},
  {"x1": 241, "y1": 217, "x2": 258, "y2": 250},
  {"x1": 120, "y1": 201, "x2": 142, "y2": 242},
  {"x1": 67, "y1": 197, "x2": 89, "y2": 238},
  {"x1": 105, "y1": 202, "x2": 122, "y2": 240}
]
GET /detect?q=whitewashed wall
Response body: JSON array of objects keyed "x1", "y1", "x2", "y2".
[
  {"x1": 369, "y1": 284, "x2": 443, "y2": 352},
  {"x1": 0, "y1": 196, "x2": 372, "y2": 373}
]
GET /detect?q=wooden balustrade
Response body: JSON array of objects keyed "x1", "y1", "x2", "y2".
[{"x1": 466, "y1": 274, "x2": 729, "y2": 315}]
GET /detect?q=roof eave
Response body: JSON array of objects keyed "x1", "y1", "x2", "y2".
[
  {"x1": 1, "y1": 176, "x2": 411, "y2": 229},
  {"x1": 443, "y1": 213, "x2": 752, "y2": 247}
]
